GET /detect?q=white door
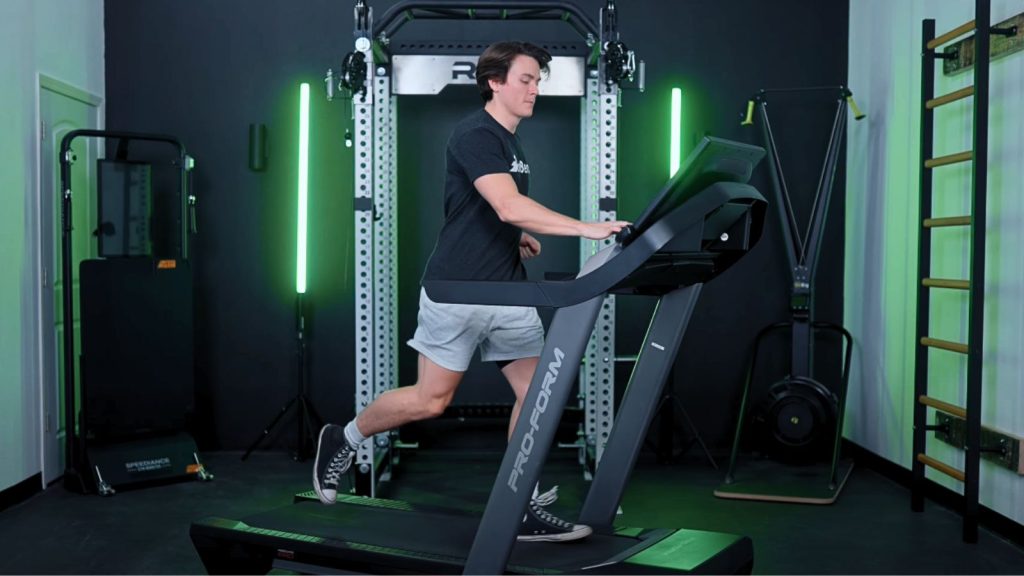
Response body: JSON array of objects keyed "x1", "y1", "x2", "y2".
[{"x1": 39, "y1": 78, "x2": 100, "y2": 486}]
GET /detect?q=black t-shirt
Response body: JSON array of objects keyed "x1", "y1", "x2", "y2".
[{"x1": 422, "y1": 109, "x2": 530, "y2": 282}]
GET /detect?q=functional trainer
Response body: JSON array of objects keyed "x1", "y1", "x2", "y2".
[
  {"x1": 330, "y1": 0, "x2": 643, "y2": 494},
  {"x1": 190, "y1": 135, "x2": 767, "y2": 575}
]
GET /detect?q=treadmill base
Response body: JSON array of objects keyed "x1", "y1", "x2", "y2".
[{"x1": 191, "y1": 496, "x2": 753, "y2": 575}]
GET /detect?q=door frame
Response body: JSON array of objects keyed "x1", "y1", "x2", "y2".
[{"x1": 35, "y1": 73, "x2": 103, "y2": 488}]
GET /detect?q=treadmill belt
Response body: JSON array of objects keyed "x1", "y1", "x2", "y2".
[
  {"x1": 247, "y1": 499, "x2": 478, "y2": 560},
  {"x1": 243, "y1": 498, "x2": 644, "y2": 571}
]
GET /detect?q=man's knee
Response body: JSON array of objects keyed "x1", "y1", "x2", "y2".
[
  {"x1": 415, "y1": 386, "x2": 453, "y2": 419},
  {"x1": 511, "y1": 384, "x2": 529, "y2": 404},
  {"x1": 502, "y1": 357, "x2": 539, "y2": 402}
]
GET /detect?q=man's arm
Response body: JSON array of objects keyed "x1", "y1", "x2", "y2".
[{"x1": 475, "y1": 173, "x2": 627, "y2": 240}]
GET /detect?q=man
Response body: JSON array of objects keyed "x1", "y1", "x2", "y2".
[{"x1": 314, "y1": 41, "x2": 628, "y2": 542}]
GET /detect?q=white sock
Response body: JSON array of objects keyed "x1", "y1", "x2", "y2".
[
  {"x1": 532, "y1": 485, "x2": 559, "y2": 505},
  {"x1": 344, "y1": 420, "x2": 367, "y2": 448}
]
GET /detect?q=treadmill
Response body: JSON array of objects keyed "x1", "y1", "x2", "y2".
[{"x1": 190, "y1": 136, "x2": 768, "y2": 575}]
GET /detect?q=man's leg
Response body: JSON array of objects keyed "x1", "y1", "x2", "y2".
[
  {"x1": 500, "y1": 356, "x2": 593, "y2": 543},
  {"x1": 357, "y1": 354, "x2": 465, "y2": 436},
  {"x1": 501, "y1": 356, "x2": 539, "y2": 440},
  {"x1": 313, "y1": 354, "x2": 463, "y2": 504}
]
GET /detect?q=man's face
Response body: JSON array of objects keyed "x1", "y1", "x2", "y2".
[{"x1": 490, "y1": 54, "x2": 541, "y2": 118}]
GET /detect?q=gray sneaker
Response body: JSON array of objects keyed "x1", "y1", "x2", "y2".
[{"x1": 313, "y1": 424, "x2": 355, "y2": 504}]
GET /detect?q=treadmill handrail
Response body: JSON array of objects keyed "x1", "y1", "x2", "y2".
[{"x1": 424, "y1": 181, "x2": 764, "y2": 307}]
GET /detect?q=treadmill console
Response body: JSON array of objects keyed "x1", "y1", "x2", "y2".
[{"x1": 619, "y1": 136, "x2": 765, "y2": 247}]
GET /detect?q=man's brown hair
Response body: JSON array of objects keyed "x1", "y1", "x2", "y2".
[{"x1": 476, "y1": 41, "x2": 552, "y2": 102}]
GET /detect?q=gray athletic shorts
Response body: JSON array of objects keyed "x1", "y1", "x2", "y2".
[{"x1": 407, "y1": 287, "x2": 545, "y2": 372}]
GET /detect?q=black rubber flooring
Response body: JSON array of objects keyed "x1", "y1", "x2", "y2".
[{"x1": 0, "y1": 446, "x2": 1022, "y2": 574}]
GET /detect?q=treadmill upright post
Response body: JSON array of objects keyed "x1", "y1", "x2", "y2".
[
  {"x1": 578, "y1": 283, "x2": 703, "y2": 530},
  {"x1": 463, "y1": 296, "x2": 604, "y2": 575}
]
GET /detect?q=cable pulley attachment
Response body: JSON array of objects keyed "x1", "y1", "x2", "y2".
[
  {"x1": 603, "y1": 40, "x2": 636, "y2": 87},
  {"x1": 338, "y1": 51, "x2": 368, "y2": 98},
  {"x1": 325, "y1": 52, "x2": 369, "y2": 101}
]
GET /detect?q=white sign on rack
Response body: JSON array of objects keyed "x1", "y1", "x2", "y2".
[{"x1": 392, "y1": 55, "x2": 586, "y2": 95}]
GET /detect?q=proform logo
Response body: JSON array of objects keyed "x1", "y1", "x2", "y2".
[{"x1": 508, "y1": 347, "x2": 564, "y2": 493}]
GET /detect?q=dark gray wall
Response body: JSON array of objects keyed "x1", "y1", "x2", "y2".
[{"x1": 104, "y1": 0, "x2": 849, "y2": 451}]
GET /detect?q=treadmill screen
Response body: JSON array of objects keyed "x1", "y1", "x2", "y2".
[{"x1": 628, "y1": 136, "x2": 765, "y2": 237}]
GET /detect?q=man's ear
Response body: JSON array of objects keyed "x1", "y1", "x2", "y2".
[{"x1": 488, "y1": 76, "x2": 504, "y2": 94}]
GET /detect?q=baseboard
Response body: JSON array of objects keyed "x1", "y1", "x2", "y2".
[
  {"x1": 845, "y1": 440, "x2": 1024, "y2": 548},
  {"x1": 0, "y1": 473, "x2": 42, "y2": 514}
]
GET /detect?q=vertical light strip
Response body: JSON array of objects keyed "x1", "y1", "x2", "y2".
[
  {"x1": 297, "y1": 82, "x2": 310, "y2": 294},
  {"x1": 670, "y1": 87, "x2": 682, "y2": 177}
]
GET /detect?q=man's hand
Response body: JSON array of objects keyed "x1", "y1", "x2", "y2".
[
  {"x1": 579, "y1": 220, "x2": 630, "y2": 240},
  {"x1": 520, "y1": 232, "x2": 542, "y2": 260}
]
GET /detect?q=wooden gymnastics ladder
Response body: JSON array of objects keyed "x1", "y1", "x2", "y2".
[{"x1": 912, "y1": 0, "x2": 1017, "y2": 543}]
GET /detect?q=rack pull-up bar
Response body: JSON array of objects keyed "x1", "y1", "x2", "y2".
[{"x1": 374, "y1": 0, "x2": 600, "y2": 41}]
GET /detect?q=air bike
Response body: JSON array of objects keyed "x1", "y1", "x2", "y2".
[{"x1": 190, "y1": 136, "x2": 768, "y2": 574}]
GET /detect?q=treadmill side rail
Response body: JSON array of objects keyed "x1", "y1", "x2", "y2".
[
  {"x1": 579, "y1": 284, "x2": 704, "y2": 529},
  {"x1": 465, "y1": 296, "x2": 605, "y2": 574}
]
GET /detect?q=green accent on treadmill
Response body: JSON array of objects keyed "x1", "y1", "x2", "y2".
[
  {"x1": 337, "y1": 493, "x2": 416, "y2": 511},
  {"x1": 625, "y1": 529, "x2": 742, "y2": 571},
  {"x1": 615, "y1": 526, "x2": 646, "y2": 538},
  {"x1": 233, "y1": 520, "x2": 327, "y2": 544}
]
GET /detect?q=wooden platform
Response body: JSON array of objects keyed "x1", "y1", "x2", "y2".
[{"x1": 714, "y1": 458, "x2": 855, "y2": 505}]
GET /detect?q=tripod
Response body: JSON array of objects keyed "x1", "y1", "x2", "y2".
[
  {"x1": 243, "y1": 293, "x2": 323, "y2": 461},
  {"x1": 650, "y1": 388, "x2": 718, "y2": 469}
]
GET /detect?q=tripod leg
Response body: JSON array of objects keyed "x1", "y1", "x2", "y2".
[
  {"x1": 294, "y1": 395, "x2": 324, "y2": 461},
  {"x1": 242, "y1": 396, "x2": 298, "y2": 461},
  {"x1": 302, "y1": 395, "x2": 325, "y2": 430},
  {"x1": 656, "y1": 394, "x2": 673, "y2": 464},
  {"x1": 672, "y1": 396, "x2": 719, "y2": 470}
]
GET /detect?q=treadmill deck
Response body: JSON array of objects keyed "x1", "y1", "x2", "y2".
[{"x1": 191, "y1": 495, "x2": 753, "y2": 574}]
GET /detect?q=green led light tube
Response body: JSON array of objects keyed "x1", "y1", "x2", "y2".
[
  {"x1": 670, "y1": 87, "x2": 682, "y2": 177},
  {"x1": 297, "y1": 83, "x2": 310, "y2": 294}
]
